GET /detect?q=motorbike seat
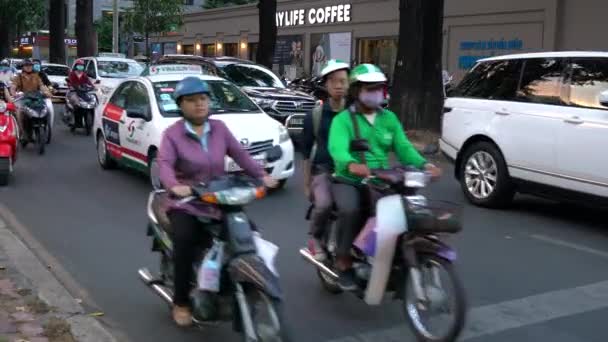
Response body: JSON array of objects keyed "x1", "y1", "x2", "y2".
[{"x1": 151, "y1": 194, "x2": 173, "y2": 234}]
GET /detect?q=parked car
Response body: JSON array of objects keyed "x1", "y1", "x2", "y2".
[
  {"x1": 153, "y1": 55, "x2": 316, "y2": 142},
  {"x1": 42, "y1": 63, "x2": 70, "y2": 102},
  {"x1": 72, "y1": 56, "x2": 144, "y2": 101},
  {"x1": 440, "y1": 51, "x2": 608, "y2": 208}
]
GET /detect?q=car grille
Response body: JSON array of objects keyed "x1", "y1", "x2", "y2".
[
  {"x1": 274, "y1": 100, "x2": 315, "y2": 114},
  {"x1": 246, "y1": 139, "x2": 274, "y2": 155}
]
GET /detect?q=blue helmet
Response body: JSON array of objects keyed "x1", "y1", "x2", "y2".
[{"x1": 173, "y1": 77, "x2": 210, "y2": 103}]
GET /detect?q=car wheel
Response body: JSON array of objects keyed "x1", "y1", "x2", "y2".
[
  {"x1": 459, "y1": 141, "x2": 514, "y2": 208},
  {"x1": 97, "y1": 133, "x2": 116, "y2": 170}
]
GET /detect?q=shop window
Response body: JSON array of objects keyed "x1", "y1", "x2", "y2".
[
  {"x1": 224, "y1": 43, "x2": 238, "y2": 57},
  {"x1": 358, "y1": 38, "x2": 397, "y2": 82},
  {"x1": 203, "y1": 44, "x2": 216, "y2": 57},
  {"x1": 248, "y1": 43, "x2": 258, "y2": 62},
  {"x1": 182, "y1": 45, "x2": 195, "y2": 55}
]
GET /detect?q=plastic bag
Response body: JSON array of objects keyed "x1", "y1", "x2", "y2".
[
  {"x1": 253, "y1": 232, "x2": 279, "y2": 276},
  {"x1": 197, "y1": 241, "x2": 224, "y2": 292}
]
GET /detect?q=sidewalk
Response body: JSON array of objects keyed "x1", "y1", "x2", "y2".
[{"x1": 0, "y1": 213, "x2": 118, "y2": 342}]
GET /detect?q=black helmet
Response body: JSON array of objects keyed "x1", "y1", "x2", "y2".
[
  {"x1": 22, "y1": 59, "x2": 34, "y2": 66},
  {"x1": 0, "y1": 59, "x2": 9, "y2": 67}
]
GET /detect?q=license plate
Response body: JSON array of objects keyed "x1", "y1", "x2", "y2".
[
  {"x1": 288, "y1": 117, "x2": 303, "y2": 126},
  {"x1": 227, "y1": 155, "x2": 266, "y2": 172}
]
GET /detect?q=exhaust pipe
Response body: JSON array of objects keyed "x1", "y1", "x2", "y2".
[
  {"x1": 299, "y1": 248, "x2": 339, "y2": 280},
  {"x1": 138, "y1": 268, "x2": 173, "y2": 305}
]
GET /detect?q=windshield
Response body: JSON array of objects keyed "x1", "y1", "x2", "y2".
[
  {"x1": 153, "y1": 79, "x2": 262, "y2": 117},
  {"x1": 98, "y1": 60, "x2": 143, "y2": 78},
  {"x1": 43, "y1": 65, "x2": 69, "y2": 76},
  {"x1": 220, "y1": 64, "x2": 285, "y2": 88}
]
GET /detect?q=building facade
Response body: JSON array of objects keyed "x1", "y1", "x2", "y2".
[{"x1": 150, "y1": 0, "x2": 608, "y2": 81}]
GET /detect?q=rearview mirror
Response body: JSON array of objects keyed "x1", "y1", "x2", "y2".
[
  {"x1": 349, "y1": 139, "x2": 370, "y2": 153},
  {"x1": 127, "y1": 108, "x2": 150, "y2": 121},
  {"x1": 599, "y1": 90, "x2": 608, "y2": 107}
]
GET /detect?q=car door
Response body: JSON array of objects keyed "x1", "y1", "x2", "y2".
[
  {"x1": 498, "y1": 57, "x2": 570, "y2": 183},
  {"x1": 555, "y1": 57, "x2": 608, "y2": 197},
  {"x1": 101, "y1": 82, "x2": 130, "y2": 161},
  {"x1": 119, "y1": 81, "x2": 152, "y2": 169}
]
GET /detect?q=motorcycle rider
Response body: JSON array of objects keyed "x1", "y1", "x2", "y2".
[
  {"x1": 157, "y1": 76, "x2": 278, "y2": 327},
  {"x1": 10, "y1": 59, "x2": 52, "y2": 139},
  {"x1": 67, "y1": 59, "x2": 94, "y2": 104},
  {"x1": 301, "y1": 59, "x2": 350, "y2": 261},
  {"x1": 327, "y1": 64, "x2": 442, "y2": 290}
]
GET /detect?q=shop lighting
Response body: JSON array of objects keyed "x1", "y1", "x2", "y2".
[
  {"x1": 241, "y1": 42, "x2": 247, "y2": 49},
  {"x1": 217, "y1": 43, "x2": 223, "y2": 50}
]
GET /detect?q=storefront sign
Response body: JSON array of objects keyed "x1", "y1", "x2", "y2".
[
  {"x1": 19, "y1": 37, "x2": 34, "y2": 46},
  {"x1": 147, "y1": 64, "x2": 203, "y2": 75},
  {"x1": 276, "y1": 4, "x2": 352, "y2": 27},
  {"x1": 458, "y1": 38, "x2": 524, "y2": 70},
  {"x1": 64, "y1": 38, "x2": 77, "y2": 46}
]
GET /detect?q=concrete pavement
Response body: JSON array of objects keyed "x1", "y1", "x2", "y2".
[{"x1": 1, "y1": 108, "x2": 608, "y2": 341}]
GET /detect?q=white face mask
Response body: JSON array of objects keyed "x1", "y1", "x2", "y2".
[{"x1": 358, "y1": 89, "x2": 384, "y2": 108}]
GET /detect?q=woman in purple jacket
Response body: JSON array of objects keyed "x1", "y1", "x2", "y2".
[{"x1": 158, "y1": 77, "x2": 278, "y2": 327}]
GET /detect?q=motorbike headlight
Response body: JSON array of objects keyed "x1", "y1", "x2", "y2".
[
  {"x1": 200, "y1": 187, "x2": 266, "y2": 205},
  {"x1": 278, "y1": 125, "x2": 290, "y2": 143},
  {"x1": 404, "y1": 171, "x2": 430, "y2": 188}
]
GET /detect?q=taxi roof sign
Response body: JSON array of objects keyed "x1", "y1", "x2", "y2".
[
  {"x1": 147, "y1": 64, "x2": 203, "y2": 76},
  {"x1": 98, "y1": 52, "x2": 126, "y2": 58}
]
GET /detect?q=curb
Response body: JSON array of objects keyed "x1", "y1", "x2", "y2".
[{"x1": 0, "y1": 215, "x2": 119, "y2": 342}]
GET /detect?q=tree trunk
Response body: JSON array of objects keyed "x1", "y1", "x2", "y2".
[
  {"x1": 76, "y1": 0, "x2": 95, "y2": 57},
  {"x1": 256, "y1": 0, "x2": 277, "y2": 69},
  {"x1": 0, "y1": 21, "x2": 10, "y2": 59},
  {"x1": 389, "y1": 0, "x2": 445, "y2": 131},
  {"x1": 49, "y1": 0, "x2": 66, "y2": 64},
  {"x1": 145, "y1": 31, "x2": 150, "y2": 58}
]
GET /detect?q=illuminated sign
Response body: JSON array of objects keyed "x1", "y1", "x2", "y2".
[{"x1": 276, "y1": 4, "x2": 352, "y2": 27}]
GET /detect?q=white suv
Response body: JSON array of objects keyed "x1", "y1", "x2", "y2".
[{"x1": 440, "y1": 51, "x2": 608, "y2": 208}]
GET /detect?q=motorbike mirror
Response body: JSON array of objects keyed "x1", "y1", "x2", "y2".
[
  {"x1": 349, "y1": 139, "x2": 370, "y2": 153},
  {"x1": 126, "y1": 108, "x2": 150, "y2": 121}
]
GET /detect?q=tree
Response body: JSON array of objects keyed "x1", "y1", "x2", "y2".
[
  {"x1": 76, "y1": 0, "x2": 95, "y2": 57},
  {"x1": 124, "y1": 0, "x2": 183, "y2": 57},
  {"x1": 256, "y1": 0, "x2": 277, "y2": 69},
  {"x1": 94, "y1": 15, "x2": 114, "y2": 53},
  {"x1": 0, "y1": 0, "x2": 44, "y2": 58},
  {"x1": 49, "y1": 0, "x2": 66, "y2": 64},
  {"x1": 390, "y1": 0, "x2": 445, "y2": 131}
]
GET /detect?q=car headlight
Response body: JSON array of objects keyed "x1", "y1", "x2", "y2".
[{"x1": 278, "y1": 125, "x2": 290, "y2": 143}]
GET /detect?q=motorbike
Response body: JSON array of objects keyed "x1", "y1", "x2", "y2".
[
  {"x1": 64, "y1": 82, "x2": 97, "y2": 135},
  {"x1": 300, "y1": 143, "x2": 466, "y2": 342},
  {"x1": 17, "y1": 91, "x2": 50, "y2": 155},
  {"x1": 0, "y1": 99, "x2": 18, "y2": 186},
  {"x1": 139, "y1": 174, "x2": 292, "y2": 341}
]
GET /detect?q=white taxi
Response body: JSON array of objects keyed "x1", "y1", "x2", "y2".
[{"x1": 92, "y1": 64, "x2": 295, "y2": 188}]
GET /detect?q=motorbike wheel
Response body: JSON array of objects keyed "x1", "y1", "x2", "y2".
[
  {"x1": 317, "y1": 227, "x2": 342, "y2": 294},
  {"x1": 402, "y1": 255, "x2": 466, "y2": 342},
  {"x1": 85, "y1": 111, "x2": 93, "y2": 136},
  {"x1": 242, "y1": 288, "x2": 292, "y2": 342},
  {"x1": 0, "y1": 157, "x2": 10, "y2": 186},
  {"x1": 36, "y1": 126, "x2": 45, "y2": 155}
]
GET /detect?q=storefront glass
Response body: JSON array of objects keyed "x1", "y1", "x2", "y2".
[
  {"x1": 310, "y1": 32, "x2": 352, "y2": 77},
  {"x1": 224, "y1": 43, "x2": 238, "y2": 57},
  {"x1": 248, "y1": 43, "x2": 258, "y2": 62},
  {"x1": 164, "y1": 42, "x2": 177, "y2": 54},
  {"x1": 273, "y1": 35, "x2": 304, "y2": 79},
  {"x1": 357, "y1": 38, "x2": 398, "y2": 82},
  {"x1": 182, "y1": 45, "x2": 195, "y2": 55},
  {"x1": 203, "y1": 44, "x2": 216, "y2": 57}
]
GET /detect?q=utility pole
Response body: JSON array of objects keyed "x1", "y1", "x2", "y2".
[{"x1": 112, "y1": 0, "x2": 119, "y2": 53}]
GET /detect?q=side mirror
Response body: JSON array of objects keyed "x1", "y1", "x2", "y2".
[
  {"x1": 94, "y1": 79, "x2": 101, "y2": 85},
  {"x1": 126, "y1": 108, "x2": 150, "y2": 121},
  {"x1": 349, "y1": 139, "x2": 370, "y2": 153},
  {"x1": 599, "y1": 90, "x2": 608, "y2": 107}
]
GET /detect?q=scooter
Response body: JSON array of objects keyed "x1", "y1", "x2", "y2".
[
  {"x1": 64, "y1": 82, "x2": 97, "y2": 135},
  {"x1": 17, "y1": 91, "x2": 50, "y2": 155},
  {"x1": 139, "y1": 174, "x2": 291, "y2": 341},
  {"x1": 300, "y1": 142, "x2": 466, "y2": 342},
  {"x1": 0, "y1": 100, "x2": 18, "y2": 186}
]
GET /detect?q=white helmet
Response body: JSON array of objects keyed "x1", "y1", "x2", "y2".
[{"x1": 320, "y1": 59, "x2": 350, "y2": 78}]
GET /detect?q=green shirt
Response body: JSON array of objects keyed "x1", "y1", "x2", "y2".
[{"x1": 328, "y1": 108, "x2": 427, "y2": 182}]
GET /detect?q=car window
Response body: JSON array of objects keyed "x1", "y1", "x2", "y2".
[
  {"x1": 516, "y1": 58, "x2": 567, "y2": 106},
  {"x1": 450, "y1": 60, "x2": 522, "y2": 100},
  {"x1": 153, "y1": 79, "x2": 261, "y2": 117},
  {"x1": 109, "y1": 82, "x2": 131, "y2": 108},
  {"x1": 97, "y1": 61, "x2": 144, "y2": 78},
  {"x1": 42, "y1": 65, "x2": 69, "y2": 76},
  {"x1": 564, "y1": 58, "x2": 608, "y2": 110},
  {"x1": 220, "y1": 64, "x2": 284, "y2": 88},
  {"x1": 123, "y1": 82, "x2": 151, "y2": 116},
  {"x1": 85, "y1": 60, "x2": 97, "y2": 79}
]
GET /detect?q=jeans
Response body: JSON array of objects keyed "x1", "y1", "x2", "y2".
[
  {"x1": 309, "y1": 173, "x2": 334, "y2": 239},
  {"x1": 168, "y1": 210, "x2": 213, "y2": 307}
]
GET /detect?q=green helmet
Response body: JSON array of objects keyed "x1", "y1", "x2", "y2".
[
  {"x1": 320, "y1": 59, "x2": 350, "y2": 78},
  {"x1": 349, "y1": 64, "x2": 387, "y2": 84}
]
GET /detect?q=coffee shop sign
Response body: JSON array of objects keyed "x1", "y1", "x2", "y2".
[{"x1": 276, "y1": 4, "x2": 352, "y2": 27}]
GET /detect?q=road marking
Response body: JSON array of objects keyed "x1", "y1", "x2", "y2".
[
  {"x1": 530, "y1": 234, "x2": 608, "y2": 259},
  {"x1": 327, "y1": 279, "x2": 608, "y2": 341}
]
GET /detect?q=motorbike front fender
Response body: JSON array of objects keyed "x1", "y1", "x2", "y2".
[
  {"x1": 0, "y1": 144, "x2": 13, "y2": 158},
  {"x1": 406, "y1": 236, "x2": 457, "y2": 262},
  {"x1": 228, "y1": 254, "x2": 283, "y2": 300}
]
